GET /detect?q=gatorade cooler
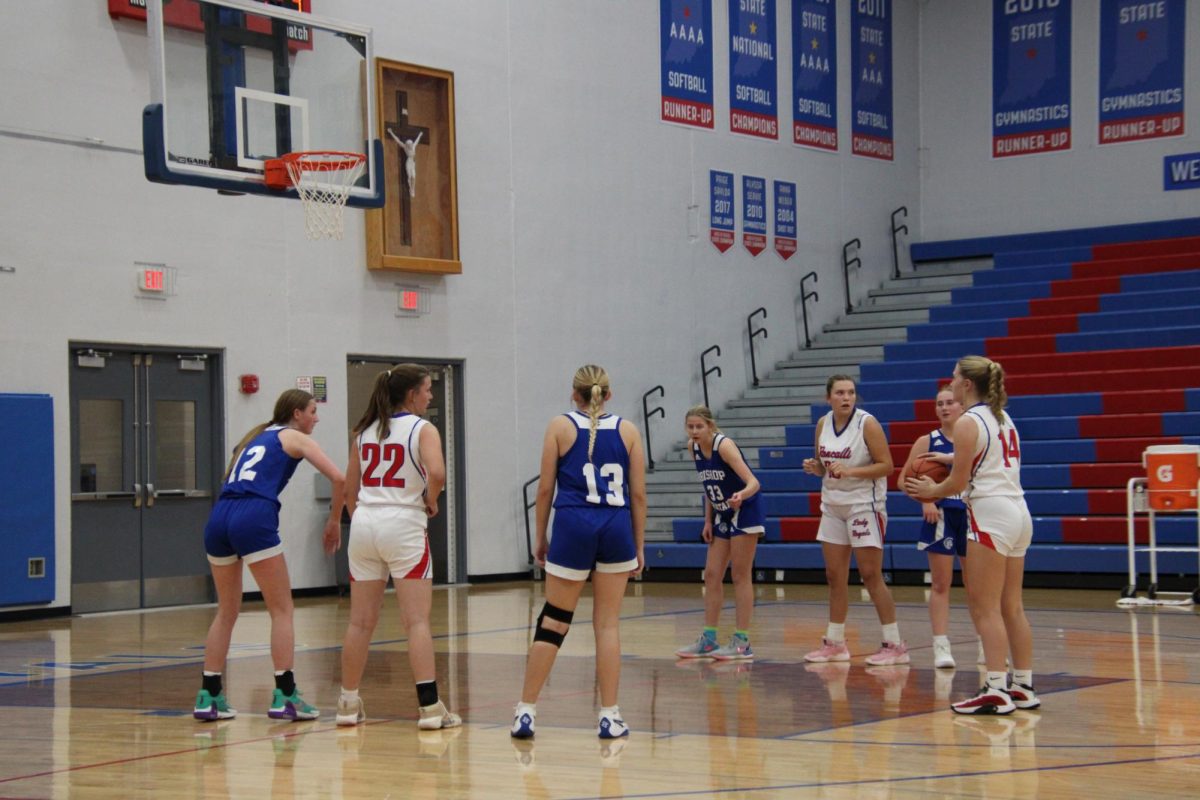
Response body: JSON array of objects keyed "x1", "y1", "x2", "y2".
[{"x1": 1143, "y1": 445, "x2": 1200, "y2": 511}]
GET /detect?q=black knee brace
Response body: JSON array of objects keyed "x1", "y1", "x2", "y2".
[{"x1": 533, "y1": 601, "x2": 574, "y2": 648}]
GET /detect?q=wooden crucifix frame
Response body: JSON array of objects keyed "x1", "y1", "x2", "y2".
[{"x1": 366, "y1": 59, "x2": 460, "y2": 274}]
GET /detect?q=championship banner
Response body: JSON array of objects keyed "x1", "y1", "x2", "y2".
[
  {"x1": 1164, "y1": 152, "x2": 1200, "y2": 191},
  {"x1": 660, "y1": 0, "x2": 715, "y2": 129},
  {"x1": 993, "y1": 0, "x2": 1072, "y2": 158},
  {"x1": 792, "y1": 0, "x2": 838, "y2": 151},
  {"x1": 1099, "y1": 0, "x2": 1185, "y2": 144},
  {"x1": 729, "y1": 0, "x2": 779, "y2": 139},
  {"x1": 851, "y1": 0, "x2": 893, "y2": 160},
  {"x1": 710, "y1": 170, "x2": 735, "y2": 253},
  {"x1": 742, "y1": 175, "x2": 767, "y2": 256},
  {"x1": 773, "y1": 180, "x2": 797, "y2": 260}
]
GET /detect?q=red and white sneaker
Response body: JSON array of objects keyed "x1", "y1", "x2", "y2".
[
  {"x1": 865, "y1": 641, "x2": 910, "y2": 666},
  {"x1": 1008, "y1": 682, "x2": 1041, "y2": 710},
  {"x1": 803, "y1": 638, "x2": 850, "y2": 663},
  {"x1": 951, "y1": 684, "x2": 1016, "y2": 715}
]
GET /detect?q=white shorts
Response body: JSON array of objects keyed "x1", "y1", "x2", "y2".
[
  {"x1": 966, "y1": 495, "x2": 1033, "y2": 558},
  {"x1": 348, "y1": 505, "x2": 432, "y2": 581},
  {"x1": 817, "y1": 503, "x2": 887, "y2": 549}
]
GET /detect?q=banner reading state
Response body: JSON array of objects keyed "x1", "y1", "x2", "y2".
[
  {"x1": 660, "y1": 0, "x2": 715, "y2": 129},
  {"x1": 993, "y1": 0, "x2": 1072, "y2": 158},
  {"x1": 851, "y1": 0, "x2": 893, "y2": 160},
  {"x1": 1099, "y1": 0, "x2": 1185, "y2": 145},
  {"x1": 792, "y1": 0, "x2": 837, "y2": 151},
  {"x1": 729, "y1": 0, "x2": 779, "y2": 139}
]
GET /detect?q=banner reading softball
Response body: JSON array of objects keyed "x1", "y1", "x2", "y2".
[
  {"x1": 743, "y1": 175, "x2": 767, "y2": 256},
  {"x1": 993, "y1": 0, "x2": 1072, "y2": 158},
  {"x1": 729, "y1": 0, "x2": 779, "y2": 139},
  {"x1": 773, "y1": 180, "x2": 797, "y2": 259},
  {"x1": 710, "y1": 170, "x2": 735, "y2": 253},
  {"x1": 661, "y1": 0, "x2": 715, "y2": 129},
  {"x1": 851, "y1": 0, "x2": 893, "y2": 160},
  {"x1": 792, "y1": 0, "x2": 838, "y2": 151},
  {"x1": 1099, "y1": 0, "x2": 1185, "y2": 144}
]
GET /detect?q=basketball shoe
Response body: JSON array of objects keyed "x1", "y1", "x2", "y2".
[
  {"x1": 1008, "y1": 682, "x2": 1041, "y2": 710},
  {"x1": 268, "y1": 688, "x2": 319, "y2": 721},
  {"x1": 865, "y1": 641, "x2": 910, "y2": 666},
  {"x1": 598, "y1": 707, "x2": 630, "y2": 739},
  {"x1": 951, "y1": 683, "x2": 1016, "y2": 715},
  {"x1": 675, "y1": 632, "x2": 719, "y2": 658},
  {"x1": 418, "y1": 700, "x2": 462, "y2": 730},
  {"x1": 511, "y1": 704, "x2": 536, "y2": 739},
  {"x1": 336, "y1": 695, "x2": 365, "y2": 727},
  {"x1": 803, "y1": 638, "x2": 850, "y2": 662},
  {"x1": 711, "y1": 633, "x2": 753, "y2": 661},
  {"x1": 193, "y1": 689, "x2": 237, "y2": 721}
]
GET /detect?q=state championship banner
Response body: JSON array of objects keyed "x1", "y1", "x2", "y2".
[
  {"x1": 661, "y1": 0, "x2": 715, "y2": 129},
  {"x1": 729, "y1": 0, "x2": 779, "y2": 139},
  {"x1": 792, "y1": 0, "x2": 838, "y2": 151},
  {"x1": 773, "y1": 180, "x2": 797, "y2": 259},
  {"x1": 743, "y1": 175, "x2": 767, "y2": 256},
  {"x1": 993, "y1": 0, "x2": 1072, "y2": 158},
  {"x1": 710, "y1": 170, "x2": 736, "y2": 252},
  {"x1": 851, "y1": 0, "x2": 893, "y2": 160},
  {"x1": 1099, "y1": 0, "x2": 1185, "y2": 145}
]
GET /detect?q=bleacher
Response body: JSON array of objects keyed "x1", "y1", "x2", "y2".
[{"x1": 649, "y1": 217, "x2": 1200, "y2": 585}]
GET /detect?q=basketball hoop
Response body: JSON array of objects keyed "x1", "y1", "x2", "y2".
[{"x1": 264, "y1": 151, "x2": 366, "y2": 240}]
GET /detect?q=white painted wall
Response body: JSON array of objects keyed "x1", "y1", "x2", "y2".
[
  {"x1": 918, "y1": 0, "x2": 1200, "y2": 241},
  {"x1": 0, "y1": 1, "x2": 920, "y2": 610}
]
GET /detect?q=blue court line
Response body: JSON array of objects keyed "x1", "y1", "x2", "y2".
[{"x1": 556, "y1": 749, "x2": 1200, "y2": 800}]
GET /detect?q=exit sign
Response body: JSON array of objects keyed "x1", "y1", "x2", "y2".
[
  {"x1": 396, "y1": 284, "x2": 429, "y2": 316},
  {"x1": 140, "y1": 267, "x2": 165, "y2": 292}
]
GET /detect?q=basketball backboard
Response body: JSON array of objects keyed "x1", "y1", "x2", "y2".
[{"x1": 141, "y1": 0, "x2": 384, "y2": 207}]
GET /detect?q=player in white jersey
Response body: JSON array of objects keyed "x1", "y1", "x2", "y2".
[
  {"x1": 801, "y1": 375, "x2": 908, "y2": 667},
  {"x1": 336, "y1": 364, "x2": 461, "y2": 731},
  {"x1": 907, "y1": 356, "x2": 1038, "y2": 716}
]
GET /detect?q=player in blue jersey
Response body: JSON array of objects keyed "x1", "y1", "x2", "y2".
[
  {"x1": 898, "y1": 386, "x2": 966, "y2": 671},
  {"x1": 674, "y1": 405, "x2": 763, "y2": 661},
  {"x1": 194, "y1": 389, "x2": 345, "y2": 723},
  {"x1": 512, "y1": 365, "x2": 646, "y2": 741}
]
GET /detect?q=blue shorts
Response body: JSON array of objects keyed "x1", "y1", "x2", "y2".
[
  {"x1": 546, "y1": 505, "x2": 637, "y2": 580},
  {"x1": 918, "y1": 504, "x2": 968, "y2": 558},
  {"x1": 204, "y1": 497, "x2": 284, "y2": 566},
  {"x1": 712, "y1": 498, "x2": 766, "y2": 539}
]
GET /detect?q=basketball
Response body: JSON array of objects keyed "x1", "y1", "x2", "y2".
[{"x1": 910, "y1": 457, "x2": 949, "y2": 485}]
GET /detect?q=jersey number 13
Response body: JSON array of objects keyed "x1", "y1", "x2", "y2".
[{"x1": 583, "y1": 463, "x2": 625, "y2": 507}]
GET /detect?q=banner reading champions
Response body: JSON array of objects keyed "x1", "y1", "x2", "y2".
[
  {"x1": 851, "y1": 0, "x2": 893, "y2": 160},
  {"x1": 1099, "y1": 0, "x2": 1185, "y2": 144},
  {"x1": 729, "y1": 0, "x2": 779, "y2": 139},
  {"x1": 792, "y1": 0, "x2": 837, "y2": 151},
  {"x1": 660, "y1": 0, "x2": 715, "y2": 129},
  {"x1": 993, "y1": 0, "x2": 1072, "y2": 158}
]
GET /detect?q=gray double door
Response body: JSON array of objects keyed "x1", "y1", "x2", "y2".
[{"x1": 70, "y1": 346, "x2": 222, "y2": 612}]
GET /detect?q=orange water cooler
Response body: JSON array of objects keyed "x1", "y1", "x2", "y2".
[{"x1": 1122, "y1": 445, "x2": 1200, "y2": 604}]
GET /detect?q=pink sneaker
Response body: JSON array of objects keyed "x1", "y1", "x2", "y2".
[
  {"x1": 803, "y1": 638, "x2": 850, "y2": 663},
  {"x1": 865, "y1": 641, "x2": 910, "y2": 666}
]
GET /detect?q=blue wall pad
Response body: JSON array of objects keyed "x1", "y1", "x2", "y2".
[{"x1": 0, "y1": 394, "x2": 55, "y2": 605}]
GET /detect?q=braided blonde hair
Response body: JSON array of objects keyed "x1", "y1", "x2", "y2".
[
  {"x1": 572, "y1": 364, "x2": 610, "y2": 461},
  {"x1": 958, "y1": 355, "x2": 1008, "y2": 421}
]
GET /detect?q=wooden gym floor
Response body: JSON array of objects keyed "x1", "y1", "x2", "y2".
[{"x1": 0, "y1": 581, "x2": 1197, "y2": 798}]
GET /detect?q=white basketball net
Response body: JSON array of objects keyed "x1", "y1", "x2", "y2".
[{"x1": 284, "y1": 152, "x2": 366, "y2": 240}]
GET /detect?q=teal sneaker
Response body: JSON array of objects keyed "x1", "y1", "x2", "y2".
[
  {"x1": 675, "y1": 633, "x2": 719, "y2": 659},
  {"x1": 711, "y1": 634, "x2": 753, "y2": 661},
  {"x1": 194, "y1": 689, "x2": 237, "y2": 721},
  {"x1": 268, "y1": 688, "x2": 319, "y2": 721}
]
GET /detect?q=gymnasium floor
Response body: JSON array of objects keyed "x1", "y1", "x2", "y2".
[{"x1": 0, "y1": 582, "x2": 1197, "y2": 798}]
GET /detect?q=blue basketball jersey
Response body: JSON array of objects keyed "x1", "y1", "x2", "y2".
[
  {"x1": 220, "y1": 425, "x2": 301, "y2": 507},
  {"x1": 692, "y1": 434, "x2": 765, "y2": 532},
  {"x1": 553, "y1": 412, "x2": 630, "y2": 510},
  {"x1": 927, "y1": 428, "x2": 965, "y2": 509}
]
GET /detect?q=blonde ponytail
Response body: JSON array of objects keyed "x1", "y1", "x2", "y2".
[{"x1": 572, "y1": 364, "x2": 611, "y2": 461}]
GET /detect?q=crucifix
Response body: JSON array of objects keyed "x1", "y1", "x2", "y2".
[{"x1": 384, "y1": 90, "x2": 429, "y2": 246}]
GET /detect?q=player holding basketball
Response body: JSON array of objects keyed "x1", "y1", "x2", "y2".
[
  {"x1": 906, "y1": 355, "x2": 1038, "y2": 715},
  {"x1": 335, "y1": 364, "x2": 461, "y2": 730},
  {"x1": 674, "y1": 406, "x2": 763, "y2": 661},
  {"x1": 512, "y1": 365, "x2": 646, "y2": 740},
  {"x1": 802, "y1": 375, "x2": 907, "y2": 666},
  {"x1": 195, "y1": 389, "x2": 344, "y2": 722},
  {"x1": 898, "y1": 386, "x2": 966, "y2": 669}
]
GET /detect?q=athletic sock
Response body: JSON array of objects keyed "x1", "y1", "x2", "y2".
[
  {"x1": 416, "y1": 680, "x2": 439, "y2": 708},
  {"x1": 932, "y1": 634, "x2": 950, "y2": 646},
  {"x1": 1012, "y1": 669, "x2": 1033, "y2": 687},
  {"x1": 734, "y1": 629, "x2": 749, "y2": 642},
  {"x1": 826, "y1": 622, "x2": 846, "y2": 642},
  {"x1": 340, "y1": 687, "x2": 359, "y2": 703},
  {"x1": 274, "y1": 670, "x2": 296, "y2": 697},
  {"x1": 881, "y1": 622, "x2": 901, "y2": 644},
  {"x1": 202, "y1": 671, "x2": 222, "y2": 696},
  {"x1": 986, "y1": 671, "x2": 1008, "y2": 691},
  {"x1": 702, "y1": 626, "x2": 718, "y2": 640}
]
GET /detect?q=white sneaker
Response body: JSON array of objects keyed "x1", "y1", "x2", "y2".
[
  {"x1": 417, "y1": 700, "x2": 462, "y2": 730},
  {"x1": 933, "y1": 639, "x2": 956, "y2": 669},
  {"x1": 336, "y1": 695, "x2": 365, "y2": 727},
  {"x1": 511, "y1": 705, "x2": 536, "y2": 739},
  {"x1": 598, "y1": 708, "x2": 630, "y2": 739}
]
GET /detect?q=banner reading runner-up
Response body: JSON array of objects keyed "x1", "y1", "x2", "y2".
[
  {"x1": 993, "y1": 0, "x2": 1072, "y2": 158},
  {"x1": 792, "y1": 0, "x2": 837, "y2": 151},
  {"x1": 1099, "y1": 0, "x2": 1185, "y2": 145},
  {"x1": 729, "y1": 0, "x2": 778, "y2": 139},
  {"x1": 660, "y1": 0, "x2": 715, "y2": 129},
  {"x1": 851, "y1": 0, "x2": 893, "y2": 160}
]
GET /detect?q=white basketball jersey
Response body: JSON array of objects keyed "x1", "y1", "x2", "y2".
[
  {"x1": 818, "y1": 408, "x2": 886, "y2": 506},
  {"x1": 964, "y1": 404, "x2": 1024, "y2": 499},
  {"x1": 355, "y1": 413, "x2": 429, "y2": 509}
]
